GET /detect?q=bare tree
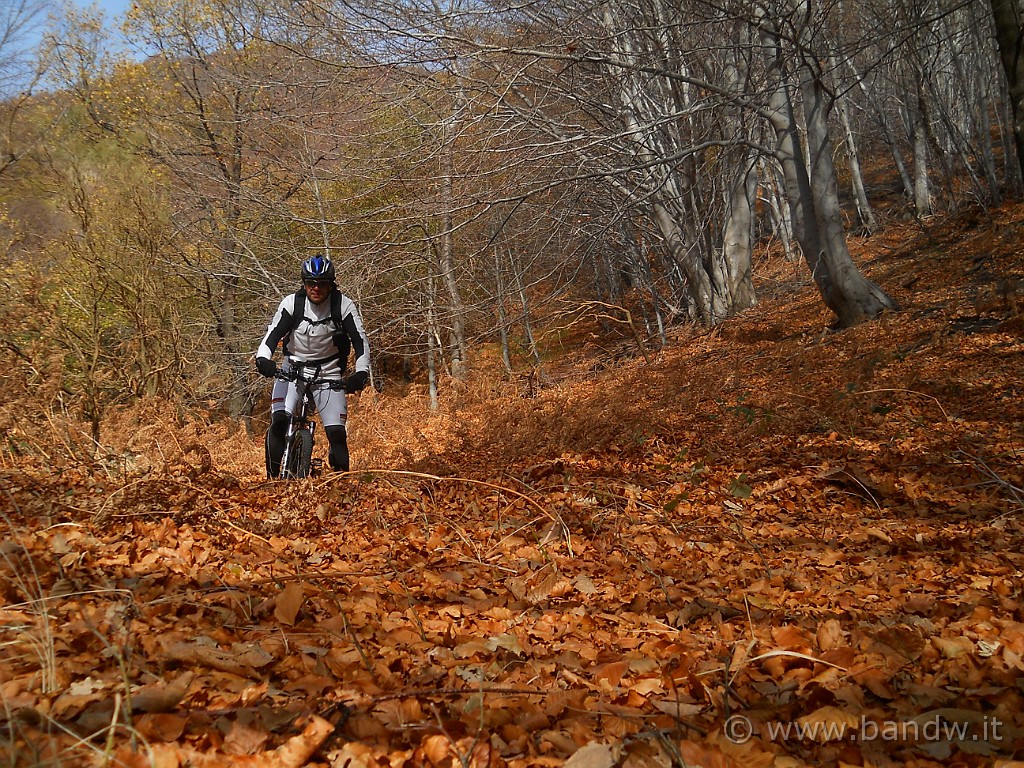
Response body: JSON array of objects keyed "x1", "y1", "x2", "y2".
[
  {"x1": 989, "y1": 0, "x2": 1024, "y2": 182},
  {"x1": 0, "y1": 0, "x2": 51, "y2": 179},
  {"x1": 0, "y1": 0, "x2": 47, "y2": 97}
]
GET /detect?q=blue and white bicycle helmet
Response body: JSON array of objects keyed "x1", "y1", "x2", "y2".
[{"x1": 301, "y1": 254, "x2": 335, "y2": 282}]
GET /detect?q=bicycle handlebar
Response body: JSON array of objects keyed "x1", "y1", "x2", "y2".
[{"x1": 273, "y1": 366, "x2": 347, "y2": 390}]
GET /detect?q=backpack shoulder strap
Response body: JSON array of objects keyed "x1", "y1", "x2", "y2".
[
  {"x1": 288, "y1": 290, "x2": 307, "y2": 333},
  {"x1": 330, "y1": 290, "x2": 350, "y2": 365},
  {"x1": 331, "y1": 289, "x2": 343, "y2": 328}
]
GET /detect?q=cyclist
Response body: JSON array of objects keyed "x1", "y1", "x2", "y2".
[{"x1": 255, "y1": 254, "x2": 371, "y2": 476}]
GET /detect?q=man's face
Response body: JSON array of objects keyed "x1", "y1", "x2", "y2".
[{"x1": 304, "y1": 279, "x2": 331, "y2": 304}]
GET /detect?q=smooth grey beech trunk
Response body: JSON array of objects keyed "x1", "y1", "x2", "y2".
[
  {"x1": 912, "y1": 105, "x2": 933, "y2": 217},
  {"x1": 439, "y1": 113, "x2": 468, "y2": 380},
  {"x1": 721, "y1": 156, "x2": 758, "y2": 312},
  {"x1": 720, "y1": 49, "x2": 758, "y2": 312},
  {"x1": 800, "y1": 69, "x2": 898, "y2": 326},
  {"x1": 762, "y1": 14, "x2": 897, "y2": 327}
]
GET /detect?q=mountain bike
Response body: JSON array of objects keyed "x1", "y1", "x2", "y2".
[{"x1": 266, "y1": 364, "x2": 346, "y2": 479}]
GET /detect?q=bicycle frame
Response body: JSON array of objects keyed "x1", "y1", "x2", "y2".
[{"x1": 273, "y1": 363, "x2": 345, "y2": 479}]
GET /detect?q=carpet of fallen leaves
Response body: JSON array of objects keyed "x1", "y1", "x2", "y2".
[{"x1": 2, "y1": 204, "x2": 1024, "y2": 768}]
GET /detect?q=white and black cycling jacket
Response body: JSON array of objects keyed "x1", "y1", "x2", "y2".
[{"x1": 256, "y1": 290, "x2": 370, "y2": 380}]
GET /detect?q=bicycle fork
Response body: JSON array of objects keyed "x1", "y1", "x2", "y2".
[
  {"x1": 281, "y1": 419, "x2": 316, "y2": 467},
  {"x1": 278, "y1": 385, "x2": 317, "y2": 479}
]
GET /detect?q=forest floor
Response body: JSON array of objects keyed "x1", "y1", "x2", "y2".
[{"x1": 2, "y1": 202, "x2": 1024, "y2": 768}]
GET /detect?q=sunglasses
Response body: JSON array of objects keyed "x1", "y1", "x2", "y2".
[{"x1": 303, "y1": 280, "x2": 332, "y2": 290}]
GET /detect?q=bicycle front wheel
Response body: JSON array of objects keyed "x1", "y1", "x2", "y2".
[{"x1": 283, "y1": 429, "x2": 314, "y2": 479}]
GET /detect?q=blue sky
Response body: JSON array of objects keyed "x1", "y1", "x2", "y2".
[
  {"x1": 73, "y1": 0, "x2": 134, "y2": 18},
  {"x1": 69, "y1": 0, "x2": 140, "y2": 55},
  {"x1": 0, "y1": 0, "x2": 137, "y2": 95},
  {"x1": 4, "y1": 0, "x2": 139, "y2": 94}
]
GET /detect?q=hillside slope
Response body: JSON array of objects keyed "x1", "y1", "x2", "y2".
[{"x1": 1, "y1": 204, "x2": 1023, "y2": 767}]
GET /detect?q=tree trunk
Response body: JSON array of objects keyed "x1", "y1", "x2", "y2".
[
  {"x1": 495, "y1": 244, "x2": 513, "y2": 375},
  {"x1": 439, "y1": 124, "x2": 468, "y2": 379},
  {"x1": 721, "y1": 156, "x2": 758, "y2": 311},
  {"x1": 514, "y1": 262, "x2": 542, "y2": 374},
  {"x1": 651, "y1": 200, "x2": 727, "y2": 325},
  {"x1": 762, "y1": 160, "x2": 797, "y2": 261},
  {"x1": 800, "y1": 69, "x2": 899, "y2": 326},
  {"x1": 977, "y1": 82, "x2": 1002, "y2": 204},
  {"x1": 761, "y1": 11, "x2": 897, "y2": 327},
  {"x1": 624, "y1": 225, "x2": 668, "y2": 347},
  {"x1": 989, "y1": 0, "x2": 1024, "y2": 182},
  {"x1": 765, "y1": 73, "x2": 830, "y2": 299},
  {"x1": 846, "y1": 58, "x2": 914, "y2": 200},
  {"x1": 719, "y1": 50, "x2": 758, "y2": 312},
  {"x1": 426, "y1": 274, "x2": 439, "y2": 411},
  {"x1": 911, "y1": 106, "x2": 933, "y2": 216},
  {"x1": 834, "y1": 79, "x2": 879, "y2": 234},
  {"x1": 999, "y1": 91, "x2": 1024, "y2": 194}
]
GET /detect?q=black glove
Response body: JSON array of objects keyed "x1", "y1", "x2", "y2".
[
  {"x1": 345, "y1": 370, "x2": 369, "y2": 393},
  {"x1": 255, "y1": 357, "x2": 277, "y2": 377}
]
